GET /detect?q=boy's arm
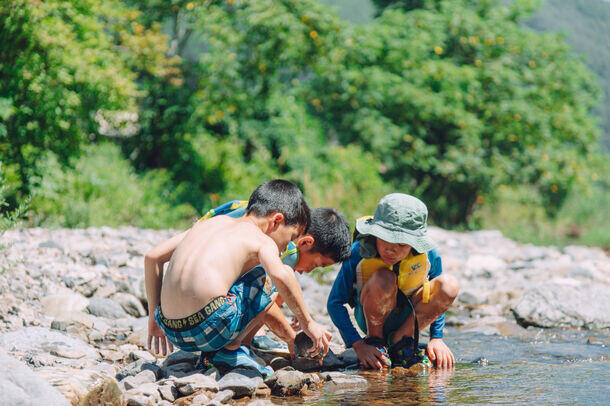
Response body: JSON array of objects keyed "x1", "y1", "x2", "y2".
[
  {"x1": 426, "y1": 249, "x2": 454, "y2": 367},
  {"x1": 261, "y1": 301, "x2": 296, "y2": 359},
  {"x1": 144, "y1": 230, "x2": 188, "y2": 355},
  {"x1": 327, "y1": 244, "x2": 362, "y2": 348},
  {"x1": 427, "y1": 249, "x2": 445, "y2": 338},
  {"x1": 258, "y1": 239, "x2": 331, "y2": 359}
]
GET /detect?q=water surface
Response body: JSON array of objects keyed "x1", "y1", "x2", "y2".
[{"x1": 271, "y1": 328, "x2": 610, "y2": 405}]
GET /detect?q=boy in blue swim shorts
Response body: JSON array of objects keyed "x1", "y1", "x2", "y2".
[{"x1": 144, "y1": 180, "x2": 332, "y2": 376}]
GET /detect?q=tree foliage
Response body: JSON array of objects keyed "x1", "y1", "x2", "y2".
[
  {"x1": 308, "y1": 0, "x2": 601, "y2": 224},
  {"x1": 0, "y1": 0, "x2": 603, "y2": 230}
]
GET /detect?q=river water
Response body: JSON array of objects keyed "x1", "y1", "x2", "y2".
[{"x1": 272, "y1": 328, "x2": 610, "y2": 405}]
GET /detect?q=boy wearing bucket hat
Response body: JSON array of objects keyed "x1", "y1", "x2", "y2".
[{"x1": 327, "y1": 193, "x2": 459, "y2": 369}]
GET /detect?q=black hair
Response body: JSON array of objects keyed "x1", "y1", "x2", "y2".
[
  {"x1": 246, "y1": 179, "x2": 310, "y2": 229},
  {"x1": 307, "y1": 208, "x2": 351, "y2": 262}
]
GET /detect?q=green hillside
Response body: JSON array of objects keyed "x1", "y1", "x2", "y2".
[{"x1": 526, "y1": 0, "x2": 610, "y2": 151}]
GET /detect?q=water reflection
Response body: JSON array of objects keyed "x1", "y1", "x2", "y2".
[{"x1": 271, "y1": 329, "x2": 610, "y2": 405}]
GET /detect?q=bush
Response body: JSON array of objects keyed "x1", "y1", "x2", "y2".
[{"x1": 29, "y1": 143, "x2": 196, "y2": 229}]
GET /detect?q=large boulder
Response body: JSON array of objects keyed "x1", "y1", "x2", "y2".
[
  {"x1": 0, "y1": 351, "x2": 70, "y2": 406},
  {"x1": 511, "y1": 282, "x2": 610, "y2": 329}
]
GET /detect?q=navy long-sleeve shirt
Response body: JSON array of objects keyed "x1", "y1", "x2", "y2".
[{"x1": 327, "y1": 241, "x2": 446, "y2": 348}]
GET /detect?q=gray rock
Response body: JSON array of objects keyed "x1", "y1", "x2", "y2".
[
  {"x1": 133, "y1": 382, "x2": 160, "y2": 399},
  {"x1": 129, "y1": 350, "x2": 156, "y2": 363},
  {"x1": 264, "y1": 369, "x2": 309, "y2": 396},
  {"x1": 87, "y1": 297, "x2": 129, "y2": 319},
  {"x1": 162, "y1": 349, "x2": 199, "y2": 367},
  {"x1": 292, "y1": 348, "x2": 345, "y2": 371},
  {"x1": 0, "y1": 351, "x2": 71, "y2": 406},
  {"x1": 157, "y1": 384, "x2": 178, "y2": 402},
  {"x1": 124, "y1": 394, "x2": 152, "y2": 406},
  {"x1": 112, "y1": 292, "x2": 147, "y2": 318},
  {"x1": 512, "y1": 283, "x2": 610, "y2": 329},
  {"x1": 173, "y1": 372, "x2": 219, "y2": 395},
  {"x1": 0, "y1": 327, "x2": 99, "y2": 364},
  {"x1": 122, "y1": 370, "x2": 157, "y2": 390},
  {"x1": 270, "y1": 356, "x2": 291, "y2": 370},
  {"x1": 159, "y1": 361, "x2": 198, "y2": 379},
  {"x1": 218, "y1": 368, "x2": 263, "y2": 397},
  {"x1": 191, "y1": 392, "x2": 210, "y2": 404},
  {"x1": 293, "y1": 331, "x2": 323, "y2": 360},
  {"x1": 212, "y1": 389, "x2": 234, "y2": 403},
  {"x1": 320, "y1": 371, "x2": 368, "y2": 389}
]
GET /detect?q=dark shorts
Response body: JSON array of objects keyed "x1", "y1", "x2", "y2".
[
  {"x1": 354, "y1": 294, "x2": 413, "y2": 340},
  {"x1": 155, "y1": 266, "x2": 276, "y2": 352}
]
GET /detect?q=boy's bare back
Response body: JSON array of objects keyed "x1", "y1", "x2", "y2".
[{"x1": 160, "y1": 215, "x2": 279, "y2": 319}]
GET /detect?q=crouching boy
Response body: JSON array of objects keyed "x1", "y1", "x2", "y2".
[
  {"x1": 327, "y1": 193, "x2": 459, "y2": 369},
  {"x1": 145, "y1": 179, "x2": 331, "y2": 376}
]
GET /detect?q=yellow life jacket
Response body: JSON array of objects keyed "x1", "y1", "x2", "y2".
[{"x1": 355, "y1": 252, "x2": 431, "y2": 302}]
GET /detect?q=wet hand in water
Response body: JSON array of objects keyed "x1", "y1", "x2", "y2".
[
  {"x1": 427, "y1": 337, "x2": 455, "y2": 368},
  {"x1": 302, "y1": 320, "x2": 331, "y2": 362},
  {"x1": 353, "y1": 339, "x2": 387, "y2": 369}
]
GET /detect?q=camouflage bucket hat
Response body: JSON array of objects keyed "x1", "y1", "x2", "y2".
[{"x1": 356, "y1": 193, "x2": 436, "y2": 253}]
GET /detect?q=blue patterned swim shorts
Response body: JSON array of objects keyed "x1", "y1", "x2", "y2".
[{"x1": 155, "y1": 266, "x2": 277, "y2": 352}]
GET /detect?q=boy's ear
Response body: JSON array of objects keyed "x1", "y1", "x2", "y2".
[
  {"x1": 269, "y1": 212, "x2": 285, "y2": 231},
  {"x1": 295, "y1": 235, "x2": 314, "y2": 249}
]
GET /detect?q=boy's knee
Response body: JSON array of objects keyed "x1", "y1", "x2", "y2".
[
  {"x1": 362, "y1": 269, "x2": 396, "y2": 301},
  {"x1": 437, "y1": 274, "x2": 459, "y2": 303}
]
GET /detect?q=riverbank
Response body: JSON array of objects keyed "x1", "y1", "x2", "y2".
[{"x1": 0, "y1": 227, "x2": 608, "y2": 405}]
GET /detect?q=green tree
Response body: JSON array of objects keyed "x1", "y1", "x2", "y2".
[
  {"x1": 0, "y1": 0, "x2": 139, "y2": 201},
  {"x1": 307, "y1": 0, "x2": 601, "y2": 225}
]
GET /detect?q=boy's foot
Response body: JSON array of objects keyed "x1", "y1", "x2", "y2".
[
  {"x1": 388, "y1": 336, "x2": 429, "y2": 368},
  {"x1": 362, "y1": 336, "x2": 392, "y2": 368},
  {"x1": 251, "y1": 335, "x2": 288, "y2": 352},
  {"x1": 198, "y1": 351, "x2": 216, "y2": 369},
  {"x1": 211, "y1": 346, "x2": 274, "y2": 377}
]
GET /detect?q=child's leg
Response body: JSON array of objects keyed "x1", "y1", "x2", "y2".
[
  {"x1": 389, "y1": 274, "x2": 459, "y2": 344},
  {"x1": 360, "y1": 268, "x2": 398, "y2": 338},
  {"x1": 225, "y1": 292, "x2": 278, "y2": 350}
]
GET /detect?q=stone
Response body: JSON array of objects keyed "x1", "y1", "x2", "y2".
[
  {"x1": 159, "y1": 361, "x2": 198, "y2": 379},
  {"x1": 81, "y1": 377, "x2": 123, "y2": 406},
  {"x1": 293, "y1": 331, "x2": 323, "y2": 360},
  {"x1": 132, "y1": 382, "x2": 160, "y2": 399},
  {"x1": 172, "y1": 372, "x2": 220, "y2": 393},
  {"x1": 124, "y1": 394, "x2": 152, "y2": 406},
  {"x1": 264, "y1": 369, "x2": 310, "y2": 396},
  {"x1": 0, "y1": 327, "x2": 99, "y2": 365},
  {"x1": 0, "y1": 351, "x2": 71, "y2": 406},
  {"x1": 218, "y1": 368, "x2": 263, "y2": 397},
  {"x1": 270, "y1": 356, "x2": 291, "y2": 370},
  {"x1": 40, "y1": 291, "x2": 89, "y2": 317},
  {"x1": 111, "y1": 292, "x2": 147, "y2": 318},
  {"x1": 212, "y1": 389, "x2": 234, "y2": 403},
  {"x1": 87, "y1": 297, "x2": 129, "y2": 319},
  {"x1": 512, "y1": 283, "x2": 610, "y2": 329},
  {"x1": 320, "y1": 371, "x2": 368, "y2": 389},
  {"x1": 129, "y1": 350, "x2": 156, "y2": 363},
  {"x1": 157, "y1": 384, "x2": 178, "y2": 402},
  {"x1": 162, "y1": 349, "x2": 200, "y2": 367}
]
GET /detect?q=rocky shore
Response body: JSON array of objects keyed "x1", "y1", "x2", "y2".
[{"x1": 1, "y1": 227, "x2": 608, "y2": 405}]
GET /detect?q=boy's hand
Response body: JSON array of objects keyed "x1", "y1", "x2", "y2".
[
  {"x1": 352, "y1": 339, "x2": 386, "y2": 369},
  {"x1": 148, "y1": 315, "x2": 174, "y2": 356},
  {"x1": 427, "y1": 337, "x2": 455, "y2": 368},
  {"x1": 302, "y1": 320, "x2": 331, "y2": 361}
]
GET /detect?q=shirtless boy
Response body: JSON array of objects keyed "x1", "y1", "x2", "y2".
[{"x1": 145, "y1": 180, "x2": 331, "y2": 376}]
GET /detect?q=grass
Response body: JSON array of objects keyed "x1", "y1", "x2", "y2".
[{"x1": 475, "y1": 183, "x2": 610, "y2": 250}]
